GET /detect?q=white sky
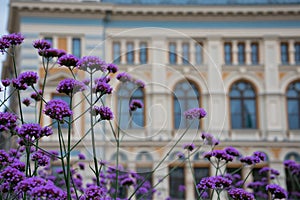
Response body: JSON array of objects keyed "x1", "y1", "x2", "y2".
[{"x1": 0, "y1": 0, "x2": 10, "y2": 77}]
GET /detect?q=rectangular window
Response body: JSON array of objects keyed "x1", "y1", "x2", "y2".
[
  {"x1": 237, "y1": 42, "x2": 245, "y2": 64},
  {"x1": 136, "y1": 167, "x2": 153, "y2": 199},
  {"x1": 44, "y1": 37, "x2": 53, "y2": 46},
  {"x1": 52, "y1": 94, "x2": 71, "y2": 129},
  {"x1": 251, "y1": 43, "x2": 259, "y2": 65},
  {"x1": 224, "y1": 42, "x2": 232, "y2": 65},
  {"x1": 72, "y1": 38, "x2": 81, "y2": 58},
  {"x1": 58, "y1": 37, "x2": 67, "y2": 51},
  {"x1": 281, "y1": 42, "x2": 289, "y2": 64},
  {"x1": 252, "y1": 167, "x2": 269, "y2": 200},
  {"x1": 113, "y1": 42, "x2": 121, "y2": 64},
  {"x1": 169, "y1": 43, "x2": 177, "y2": 64},
  {"x1": 169, "y1": 166, "x2": 185, "y2": 199},
  {"x1": 295, "y1": 42, "x2": 300, "y2": 64},
  {"x1": 182, "y1": 43, "x2": 190, "y2": 64},
  {"x1": 139, "y1": 42, "x2": 147, "y2": 64},
  {"x1": 126, "y1": 42, "x2": 134, "y2": 64},
  {"x1": 194, "y1": 166, "x2": 210, "y2": 199},
  {"x1": 226, "y1": 165, "x2": 242, "y2": 186},
  {"x1": 195, "y1": 42, "x2": 203, "y2": 65}
]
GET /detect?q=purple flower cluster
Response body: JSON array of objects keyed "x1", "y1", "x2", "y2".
[
  {"x1": 1, "y1": 79, "x2": 10, "y2": 87},
  {"x1": 56, "y1": 78, "x2": 86, "y2": 96},
  {"x1": 93, "y1": 79, "x2": 113, "y2": 95},
  {"x1": 38, "y1": 48, "x2": 66, "y2": 58},
  {"x1": 201, "y1": 132, "x2": 219, "y2": 146},
  {"x1": 284, "y1": 160, "x2": 300, "y2": 175},
  {"x1": 183, "y1": 143, "x2": 195, "y2": 152},
  {"x1": 266, "y1": 184, "x2": 288, "y2": 199},
  {"x1": 240, "y1": 151, "x2": 266, "y2": 165},
  {"x1": 17, "y1": 71, "x2": 38, "y2": 86},
  {"x1": 33, "y1": 39, "x2": 51, "y2": 50},
  {"x1": 77, "y1": 56, "x2": 107, "y2": 72},
  {"x1": 0, "y1": 112, "x2": 18, "y2": 132},
  {"x1": 57, "y1": 54, "x2": 79, "y2": 68},
  {"x1": 204, "y1": 149, "x2": 236, "y2": 163},
  {"x1": 129, "y1": 99, "x2": 143, "y2": 111},
  {"x1": 22, "y1": 98, "x2": 31, "y2": 107},
  {"x1": 0, "y1": 33, "x2": 24, "y2": 53},
  {"x1": 228, "y1": 188, "x2": 254, "y2": 200},
  {"x1": 184, "y1": 107, "x2": 207, "y2": 120},
  {"x1": 135, "y1": 79, "x2": 145, "y2": 88},
  {"x1": 98, "y1": 106, "x2": 114, "y2": 121},
  {"x1": 107, "y1": 63, "x2": 119, "y2": 73},
  {"x1": 0, "y1": 150, "x2": 12, "y2": 166},
  {"x1": 116, "y1": 72, "x2": 132, "y2": 82},
  {"x1": 31, "y1": 150, "x2": 50, "y2": 167},
  {"x1": 30, "y1": 180, "x2": 67, "y2": 199},
  {"x1": 80, "y1": 185, "x2": 108, "y2": 200},
  {"x1": 0, "y1": 166, "x2": 25, "y2": 191},
  {"x1": 31, "y1": 89, "x2": 43, "y2": 101},
  {"x1": 197, "y1": 175, "x2": 232, "y2": 190},
  {"x1": 17, "y1": 123, "x2": 47, "y2": 142},
  {"x1": 43, "y1": 99, "x2": 72, "y2": 122}
]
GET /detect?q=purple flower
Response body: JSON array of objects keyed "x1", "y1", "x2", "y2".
[
  {"x1": 93, "y1": 80, "x2": 112, "y2": 95},
  {"x1": 0, "y1": 112, "x2": 18, "y2": 132},
  {"x1": 253, "y1": 151, "x2": 266, "y2": 162},
  {"x1": 18, "y1": 71, "x2": 38, "y2": 86},
  {"x1": 228, "y1": 188, "x2": 254, "y2": 200},
  {"x1": 78, "y1": 153, "x2": 86, "y2": 160},
  {"x1": 22, "y1": 98, "x2": 31, "y2": 107},
  {"x1": 3, "y1": 33, "x2": 24, "y2": 46},
  {"x1": 77, "y1": 56, "x2": 107, "y2": 72},
  {"x1": 201, "y1": 132, "x2": 219, "y2": 145},
  {"x1": 81, "y1": 185, "x2": 108, "y2": 199},
  {"x1": 240, "y1": 156, "x2": 255, "y2": 165},
  {"x1": 30, "y1": 89, "x2": 42, "y2": 101},
  {"x1": 1, "y1": 79, "x2": 10, "y2": 87},
  {"x1": 0, "y1": 37, "x2": 10, "y2": 54},
  {"x1": 135, "y1": 79, "x2": 145, "y2": 88},
  {"x1": 178, "y1": 185, "x2": 186, "y2": 192},
  {"x1": 78, "y1": 162, "x2": 85, "y2": 170},
  {"x1": 197, "y1": 176, "x2": 232, "y2": 190},
  {"x1": 0, "y1": 166, "x2": 25, "y2": 187},
  {"x1": 184, "y1": 108, "x2": 206, "y2": 119},
  {"x1": 33, "y1": 39, "x2": 51, "y2": 50},
  {"x1": 0, "y1": 150, "x2": 12, "y2": 166},
  {"x1": 94, "y1": 76, "x2": 110, "y2": 83},
  {"x1": 224, "y1": 146, "x2": 240, "y2": 157},
  {"x1": 116, "y1": 72, "x2": 132, "y2": 82},
  {"x1": 107, "y1": 63, "x2": 118, "y2": 73},
  {"x1": 43, "y1": 99, "x2": 72, "y2": 122},
  {"x1": 183, "y1": 143, "x2": 195, "y2": 152},
  {"x1": 98, "y1": 106, "x2": 114, "y2": 121},
  {"x1": 57, "y1": 54, "x2": 79, "y2": 68},
  {"x1": 176, "y1": 152, "x2": 185, "y2": 159},
  {"x1": 18, "y1": 123, "x2": 42, "y2": 141},
  {"x1": 56, "y1": 78, "x2": 86, "y2": 95},
  {"x1": 130, "y1": 99, "x2": 143, "y2": 111},
  {"x1": 266, "y1": 184, "x2": 287, "y2": 199},
  {"x1": 38, "y1": 48, "x2": 66, "y2": 58},
  {"x1": 12, "y1": 78, "x2": 28, "y2": 90},
  {"x1": 41, "y1": 126, "x2": 53, "y2": 136},
  {"x1": 211, "y1": 149, "x2": 233, "y2": 162},
  {"x1": 121, "y1": 177, "x2": 135, "y2": 186},
  {"x1": 15, "y1": 177, "x2": 47, "y2": 196},
  {"x1": 31, "y1": 151, "x2": 50, "y2": 167},
  {"x1": 30, "y1": 180, "x2": 67, "y2": 199}
]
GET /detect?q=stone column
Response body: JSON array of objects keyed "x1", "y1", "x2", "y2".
[
  {"x1": 289, "y1": 40, "x2": 295, "y2": 65},
  {"x1": 232, "y1": 40, "x2": 238, "y2": 65},
  {"x1": 120, "y1": 40, "x2": 126, "y2": 64},
  {"x1": 245, "y1": 40, "x2": 251, "y2": 65}
]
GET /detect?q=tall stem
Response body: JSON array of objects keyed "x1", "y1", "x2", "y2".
[{"x1": 66, "y1": 94, "x2": 73, "y2": 200}]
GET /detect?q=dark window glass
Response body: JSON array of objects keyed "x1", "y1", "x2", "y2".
[
  {"x1": 295, "y1": 43, "x2": 300, "y2": 64},
  {"x1": 194, "y1": 167, "x2": 210, "y2": 199},
  {"x1": 113, "y1": 42, "x2": 121, "y2": 63},
  {"x1": 72, "y1": 38, "x2": 81, "y2": 58},
  {"x1": 182, "y1": 43, "x2": 189, "y2": 64},
  {"x1": 237, "y1": 43, "x2": 245, "y2": 64},
  {"x1": 281, "y1": 42, "x2": 289, "y2": 64},
  {"x1": 174, "y1": 81, "x2": 200, "y2": 129},
  {"x1": 139, "y1": 42, "x2": 147, "y2": 64},
  {"x1": 169, "y1": 43, "x2": 177, "y2": 64},
  {"x1": 52, "y1": 95, "x2": 71, "y2": 129},
  {"x1": 287, "y1": 82, "x2": 300, "y2": 129},
  {"x1": 251, "y1": 43, "x2": 259, "y2": 65},
  {"x1": 252, "y1": 167, "x2": 269, "y2": 200},
  {"x1": 285, "y1": 153, "x2": 300, "y2": 199},
  {"x1": 118, "y1": 82, "x2": 144, "y2": 129},
  {"x1": 224, "y1": 42, "x2": 232, "y2": 65},
  {"x1": 44, "y1": 37, "x2": 53, "y2": 46},
  {"x1": 136, "y1": 167, "x2": 153, "y2": 200},
  {"x1": 230, "y1": 81, "x2": 257, "y2": 129},
  {"x1": 195, "y1": 43, "x2": 203, "y2": 65},
  {"x1": 169, "y1": 166, "x2": 185, "y2": 200},
  {"x1": 126, "y1": 42, "x2": 134, "y2": 64}
]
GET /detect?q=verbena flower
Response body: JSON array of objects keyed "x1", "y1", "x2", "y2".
[
  {"x1": 228, "y1": 188, "x2": 254, "y2": 200},
  {"x1": 38, "y1": 48, "x2": 66, "y2": 58},
  {"x1": 116, "y1": 72, "x2": 132, "y2": 82},
  {"x1": 130, "y1": 99, "x2": 143, "y2": 111},
  {"x1": 224, "y1": 146, "x2": 240, "y2": 157},
  {"x1": 0, "y1": 112, "x2": 18, "y2": 132},
  {"x1": 0, "y1": 37, "x2": 10, "y2": 54},
  {"x1": 1, "y1": 79, "x2": 10, "y2": 87},
  {"x1": 135, "y1": 79, "x2": 145, "y2": 88},
  {"x1": 18, "y1": 71, "x2": 38, "y2": 86},
  {"x1": 22, "y1": 98, "x2": 31, "y2": 107},
  {"x1": 77, "y1": 56, "x2": 107, "y2": 72},
  {"x1": 0, "y1": 166, "x2": 25, "y2": 188},
  {"x1": 12, "y1": 78, "x2": 28, "y2": 90},
  {"x1": 266, "y1": 184, "x2": 287, "y2": 199},
  {"x1": 3, "y1": 33, "x2": 25, "y2": 46},
  {"x1": 30, "y1": 89, "x2": 42, "y2": 101},
  {"x1": 201, "y1": 132, "x2": 219, "y2": 145},
  {"x1": 78, "y1": 162, "x2": 85, "y2": 170},
  {"x1": 56, "y1": 78, "x2": 86, "y2": 96},
  {"x1": 31, "y1": 151, "x2": 50, "y2": 167},
  {"x1": 30, "y1": 180, "x2": 67, "y2": 199},
  {"x1": 78, "y1": 153, "x2": 86, "y2": 160},
  {"x1": 57, "y1": 54, "x2": 79, "y2": 68},
  {"x1": 107, "y1": 63, "x2": 118, "y2": 73},
  {"x1": 184, "y1": 107, "x2": 206, "y2": 119},
  {"x1": 121, "y1": 177, "x2": 135, "y2": 186},
  {"x1": 93, "y1": 80, "x2": 112, "y2": 95},
  {"x1": 33, "y1": 39, "x2": 51, "y2": 50},
  {"x1": 15, "y1": 177, "x2": 47, "y2": 196},
  {"x1": 183, "y1": 143, "x2": 195, "y2": 152},
  {"x1": 0, "y1": 150, "x2": 12, "y2": 166},
  {"x1": 98, "y1": 106, "x2": 114, "y2": 121},
  {"x1": 80, "y1": 185, "x2": 108, "y2": 200},
  {"x1": 41, "y1": 126, "x2": 53, "y2": 137},
  {"x1": 43, "y1": 99, "x2": 72, "y2": 122},
  {"x1": 17, "y1": 123, "x2": 42, "y2": 141},
  {"x1": 197, "y1": 176, "x2": 232, "y2": 190},
  {"x1": 240, "y1": 151, "x2": 266, "y2": 165}
]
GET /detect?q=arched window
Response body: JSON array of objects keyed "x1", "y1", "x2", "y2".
[
  {"x1": 286, "y1": 81, "x2": 300, "y2": 129},
  {"x1": 173, "y1": 81, "x2": 200, "y2": 129},
  {"x1": 117, "y1": 81, "x2": 144, "y2": 129},
  {"x1": 230, "y1": 81, "x2": 257, "y2": 129}
]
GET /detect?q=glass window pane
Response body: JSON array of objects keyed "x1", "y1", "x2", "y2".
[
  {"x1": 72, "y1": 38, "x2": 81, "y2": 58},
  {"x1": 281, "y1": 43, "x2": 289, "y2": 64},
  {"x1": 139, "y1": 42, "x2": 147, "y2": 64},
  {"x1": 194, "y1": 167, "x2": 210, "y2": 199},
  {"x1": 169, "y1": 167, "x2": 185, "y2": 199},
  {"x1": 238, "y1": 43, "x2": 245, "y2": 64},
  {"x1": 169, "y1": 43, "x2": 177, "y2": 64},
  {"x1": 251, "y1": 43, "x2": 259, "y2": 65},
  {"x1": 295, "y1": 43, "x2": 300, "y2": 64},
  {"x1": 224, "y1": 43, "x2": 232, "y2": 64},
  {"x1": 126, "y1": 43, "x2": 134, "y2": 64},
  {"x1": 113, "y1": 42, "x2": 121, "y2": 63},
  {"x1": 195, "y1": 43, "x2": 203, "y2": 65},
  {"x1": 44, "y1": 37, "x2": 53, "y2": 47},
  {"x1": 182, "y1": 43, "x2": 189, "y2": 64}
]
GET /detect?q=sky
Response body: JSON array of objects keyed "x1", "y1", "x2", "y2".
[{"x1": 0, "y1": 0, "x2": 10, "y2": 79}]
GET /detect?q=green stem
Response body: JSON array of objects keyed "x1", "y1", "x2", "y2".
[
  {"x1": 187, "y1": 151, "x2": 201, "y2": 198},
  {"x1": 57, "y1": 122, "x2": 68, "y2": 189},
  {"x1": 66, "y1": 94, "x2": 73, "y2": 200}
]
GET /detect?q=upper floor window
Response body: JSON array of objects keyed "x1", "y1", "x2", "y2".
[
  {"x1": 72, "y1": 38, "x2": 81, "y2": 58},
  {"x1": 117, "y1": 81, "x2": 144, "y2": 129},
  {"x1": 237, "y1": 42, "x2": 245, "y2": 64},
  {"x1": 281, "y1": 42, "x2": 289, "y2": 65},
  {"x1": 44, "y1": 37, "x2": 53, "y2": 45},
  {"x1": 169, "y1": 43, "x2": 177, "y2": 64},
  {"x1": 126, "y1": 42, "x2": 134, "y2": 64},
  {"x1": 224, "y1": 42, "x2": 232, "y2": 65},
  {"x1": 182, "y1": 43, "x2": 190, "y2": 64},
  {"x1": 174, "y1": 81, "x2": 200, "y2": 129},
  {"x1": 113, "y1": 42, "x2": 121, "y2": 64},
  {"x1": 286, "y1": 81, "x2": 300, "y2": 129},
  {"x1": 251, "y1": 43, "x2": 259, "y2": 65},
  {"x1": 295, "y1": 43, "x2": 300, "y2": 64},
  {"x1": 195, "y1": 42, "x2": 203, "y2": 65},
  {"x1": 230, "y1": 81, "x2": 257, "y2": 129},
  {"x1": 169, "y1": 166, "x2": 185, "y2": 200},
  {"x1": 139, "y1": 42, "x2": 147, "y2": 64}
]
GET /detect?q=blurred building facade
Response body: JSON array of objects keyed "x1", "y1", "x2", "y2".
[{"x1": 3, "y1": 0, "x2": 300, "y2": 199}]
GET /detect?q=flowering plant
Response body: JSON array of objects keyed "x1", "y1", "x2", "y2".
[{"x1": 0, "y1": 33, "x2": 299, "y2": 200}]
